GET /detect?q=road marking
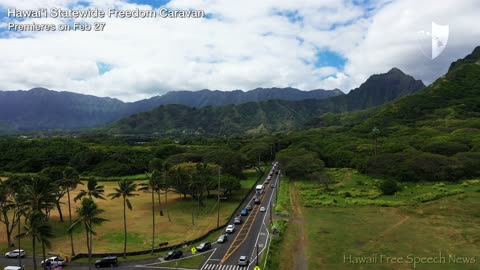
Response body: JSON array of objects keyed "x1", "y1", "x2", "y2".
[
  {"x1": 220, "y1": 196, "x2": 263, "y2": 263},
  {"x1": 199, "y1": 248, "x2": 217, "y2": 270}
]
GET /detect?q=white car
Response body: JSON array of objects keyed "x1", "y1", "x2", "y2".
[
  {"x1": 226, "y1": 224, "x2": 235, "y2": 233},
  {"x1": 5, "y1": 249, "x2": 25, "y2": 258},
  {"x1": 260, "y1": 207, "x2": 266, "y2": 212},
  {"x1": 4, "y1": 266, "x2": 24, "y2": 270},
  {"x1": 41, "y1": 256, "x2": 66, "y2": 267}
]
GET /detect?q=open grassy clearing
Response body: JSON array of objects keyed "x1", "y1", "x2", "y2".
[
  {"x1": 303, "y1": 193, "x2": 480, "y2": 269},
  {"x1": 0, "y1": 169, "x2": 263, "y2": 257}
]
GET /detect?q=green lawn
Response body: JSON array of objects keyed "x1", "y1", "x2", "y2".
[{"x1": 303, "y1": 193, "x2": 480, "y2": 269}]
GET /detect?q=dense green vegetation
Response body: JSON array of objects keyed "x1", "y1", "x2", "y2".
[{"x1": 276, "y1": 47, "x2": 480, "y2": 183}]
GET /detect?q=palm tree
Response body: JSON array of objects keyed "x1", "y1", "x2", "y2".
[
  {"x1": 19, "y1": 176, "x2": 56, "y2": 261},
  {"x1": 108, "y1": 179, "x2": 138, "y2": 258},
  {"x1": 74, "y1": 178, "x2": 105, "y2": 202},
  {"x1": 62, "y1": 167, "x2": 81, "y2": 256},
  {"x1": 69, "y1": 198, "x2": 108, "y2": 270},
  {"x1": 140, "y1": 171, "x2": 158, "y2": 254},
  {"x1": 163, "y1": 168, "x2": 172, "y2": 222},
  {"x1": 17, "y1": 211, "x2": 53, "y2": 270}
]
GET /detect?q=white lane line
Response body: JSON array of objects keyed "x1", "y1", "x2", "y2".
[
  {"x1": 247, "y1": 169, "x2": 280, "y2": 268},
  {"x1": 200, "y1": 248, "x2": 217, "y2": 270}
]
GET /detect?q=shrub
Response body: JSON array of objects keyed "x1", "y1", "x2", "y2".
[{"x1": 379, "y1": 179, "x2": 401, "y2": 195}]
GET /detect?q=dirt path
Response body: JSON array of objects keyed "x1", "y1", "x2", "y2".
[{"x1": 289, "y1": 183, "x2": 308, "y2": 270}]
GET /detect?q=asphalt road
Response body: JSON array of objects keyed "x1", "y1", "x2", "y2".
[{"x1": 198, "y1": 165, "x2": 280, "y2": 270}]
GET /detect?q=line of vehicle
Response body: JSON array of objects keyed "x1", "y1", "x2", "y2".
[{"x1": 220, "y1": 191, "x2": 266, "y2": 264}]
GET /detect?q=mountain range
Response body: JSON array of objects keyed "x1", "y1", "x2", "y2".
[
  {"x1": 106, "y1": 68, "x2": 425, "y2": 135},
  {"x1": 0, "y1": 87, "x2": 342, "y2": 131}
]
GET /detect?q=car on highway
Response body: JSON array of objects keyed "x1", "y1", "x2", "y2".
[
  {"x1": 41, "y1": 256, "x2": 66, "y2": 267},
  {"x1": 271, "y1": 183, "x2": 275, "y2": 188},
  {"x1": 4, "y1": 266, "x2": 24, "y2": 270},
  {"x1": 246, "y1": 204, "x2": 252, "y2": 211},
  {"x1": 226, "y1": 224, "x2": 235, "y2": 233},
  {"x1": 234, "y1": 216, "x2": 242, "y2": 224},
  {"x1": 254, "y1": 197, "x2": 261, "y2": 204},
  {"x1": 196, "y1": 242, "x2": 212, "y2": 252},
  {"x1": 94, "y1": 256, "x2": 118, "y2": 267},
  {"x1": 217, "y1": 234, "x2": 228, "y2": 243},
  {"x1": 260, "y1": 206, "x2": 266, "y2": 212},
  {"x1": 238, "y1": 256, "x2": 249, "y2": 266},
  {"x1": 5, "y1": 249, "x2": 25, "y2": 258},
  {"x1": 240, "y1": 209, "x2": 248, "y2": 216},
  {"x1": 163, "y1": 250, "x2": 183, "y2": 260}
]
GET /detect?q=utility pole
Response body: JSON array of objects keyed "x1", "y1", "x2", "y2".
[
  {"x1": 275, "y1": 170, "x2": 279, "y2": 205},
  {"x1": 217, "y1": 167, "x2": 221, "y2": 228},
  {"x1": 18, "y1": 215, "x2": 22, "y2": 267},
  {"x1": 269, "y1": 197, "x2": 273, "y2": 225}
]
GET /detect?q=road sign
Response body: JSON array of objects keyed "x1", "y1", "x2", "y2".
[
  {"x1": 254, "y1": 266, "x2": 261, "y2": 270},
  {"x1": 191, "y1": 247, "x2": 197, "y2": 255}
]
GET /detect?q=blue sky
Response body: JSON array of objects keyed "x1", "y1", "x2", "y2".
[{"x1": 0, "y1": 0, "x2": 479, "y2": 101}]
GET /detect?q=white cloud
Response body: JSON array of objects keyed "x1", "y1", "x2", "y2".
[{"x1": 0, "y1": 0, "x2": 479, "y2": 101}]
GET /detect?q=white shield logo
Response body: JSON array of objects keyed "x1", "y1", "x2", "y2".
[
  {"x1": 416, "y1": 21, "x2": 450, "y2": 60},
  {"x1": 431, "y1": 22, "x2": 449, "y2": 59}
]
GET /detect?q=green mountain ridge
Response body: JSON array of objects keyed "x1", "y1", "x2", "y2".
[
  {"x1": 285, "y1": 46, "x2": 480, "y2": 181},
  {"x1": 106, "y1": 68, "x2": 425, "y2": 135}
]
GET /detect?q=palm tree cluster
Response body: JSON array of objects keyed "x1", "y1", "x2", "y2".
[
  {"x1": 0, "y1": 162, "x2": 226, "y2": 268},
  {"x1": 0, "y1": 167, "x2": 109, "y2": 270}
]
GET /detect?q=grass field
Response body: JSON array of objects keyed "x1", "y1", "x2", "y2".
[
  {"x1": 0, "y1": 169, "x2": 264, "y2": 257},
  {"x1": 267, "y1": 168, "x2": 480, "y2": 270}
]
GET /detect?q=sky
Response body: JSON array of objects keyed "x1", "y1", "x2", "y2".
[{"x1": 0, "y1": 0, "x2": 479, "y2": 102}]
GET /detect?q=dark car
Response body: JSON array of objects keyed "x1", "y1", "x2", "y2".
[
  {"x1": 94, "y1": 256, "x2": 118, "y2": 268},
  {"x1": 196, "y1": 242, "x2": 212, "y2": 252},
  {"x1": 240, "y1": 209, "x2": 248, "y2": 216},
  {"x1": 217, "y1": 234, "x2": 228, "y2": 243},
  {"x1": 163, "y1": 250, "x2": 183, "y2": 260},
  {"x1": 254, "y1": 197, "x2": 261, "y2": 204},
  {"x1": 238, "y1": 255, "x2": 249, "y2": 266}
]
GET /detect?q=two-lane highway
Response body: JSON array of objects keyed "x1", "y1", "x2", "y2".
[{"x1": 200, "y1": 164, "x2": 280, "y2": 270}]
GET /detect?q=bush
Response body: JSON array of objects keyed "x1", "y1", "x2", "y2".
[{"x1": 379, "y1": 179, "x2": 400, "y2": 195}]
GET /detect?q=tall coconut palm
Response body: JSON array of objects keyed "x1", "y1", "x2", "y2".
[
  {"x1": 163, "y1": 168, "x2": 171, "y2": 222},
  {"x1": 17, "y1": 211, "x2": 53, "y2": 270},
  {"x1": 108, "y1": 179, "x2": 138, "y2": 258},
  {"x1": 40, "y1": 167, "x2": 65, "y2": 221},
  {"x1": 19, "y1": 176, "x2": 56, "y2": 261},
  {"x1": 68, "y1": 198, "x2": 108, "y2": 270},
  {"x1": 140, "y1": 171, "x2": 157, "y2": 254},
  {"x1": 62, "y1": 167, "x2": 81, "y2": 256},
  {"x1": 74, "y1": 178, "x2": 105, "y2": 202}
]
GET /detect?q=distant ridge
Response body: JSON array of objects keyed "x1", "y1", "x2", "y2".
[
  {"x1": 0, "y1": 87, "x2": 342, "y2": 131},
  {"x1": 106, "y1": 67, "x2": 425, "y2": 135}
]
